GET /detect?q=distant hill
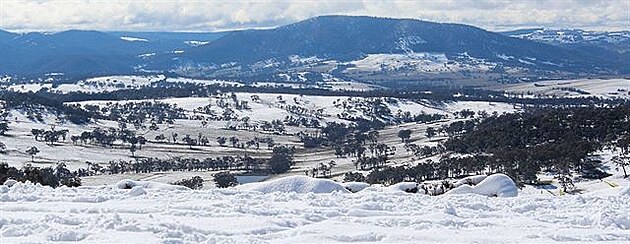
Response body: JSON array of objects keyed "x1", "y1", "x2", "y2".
[
  {"x1": 0, "y1": 16, "x2": 628, "y2": 85},
  {"x1": 501, "y1": 28, "x2": 630, "y2": 68},
  {"x1": 501, "y1": 28, "x2": 630, "y2": 52},
  {"x1": 179, "y1": 16, "x2": 589, "y2": 67},
  {"x1": 151, "y1": 16, "x2": 629, "y2": 83},
  {"x1": 0, "y1": 30, "x2": 223, "y2": 77},
  {"x1": 0, "y1": 29, "x2": 17, "y2": 42}
]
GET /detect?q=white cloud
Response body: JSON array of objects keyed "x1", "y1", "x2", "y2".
[{"x1": 0, "y1": 0, "x2": 627, "y2": 32}]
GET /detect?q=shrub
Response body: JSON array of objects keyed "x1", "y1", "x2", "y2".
[
  {"x1": 343, "y1": 172, "x2": 365, "y2": 182},
  {"x1": 214, "y1": 172, "x2": 238, "y2": 188},
  {"x1": 171, "y1": 176, "x2": 204, "y2": 190}
]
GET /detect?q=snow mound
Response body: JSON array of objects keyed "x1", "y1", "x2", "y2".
[
  {"x1": 47, "y1": 230, "x2": 87, "y2": 241},
  {"x1": 385, "y1": 182, "x2": 422, "y2": 193},
  {"x1": 3, "y1": 179, "x2": 18, "y2": 187},
  {"x1": 620, "y1": 186, "x2": 630, "y2": 196},
  {"x1": 115, "y1": 179, "x2": 189, "y2": 191},
  {"x1": 453, "y1": 175, "x2": 487, "y2": 187},
  {"x1": 1, "y1": 181, "x2": 629, "y2": 243},
  {"x1": 237, "y1": 176, "x2": 350, "y2": 194},
  {"x1": 342, "y1": 182, "x2": 370, "y2": 192},
  {"x1": 446, "y1": 174, "x2": 518, "y2": 197},
  {"x1": 356, "y1": 182, "x2": 426, "y2": 194},
  {"x1": 128, "y1": 186, "x2": 147, "y2": 196}
]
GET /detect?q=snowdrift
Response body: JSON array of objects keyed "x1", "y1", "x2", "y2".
[
  {"x1": 453, "y1": 175, "x2": 487, "y2": 187},
  {"x1": 349, "y1": 182, "x2": 425, "y2": 194},
  {"x1": 342, "y1": 182, "x2": 370, "y2": 192},
  {"x1": 384, "y1": 182, "x2": 423, "y2": 193},
  {"x1": 115, "y1": 179, "x2": 189, "y2": 191},
  {"x1": 237, "y1": 176, "x2": 350, "y2": 193},
  {"x1": 2, "y1": 178, "x2": 630, "y2": 243},
  {"x1": 446, "y1": 174, "x2": 518, "y2": 197}
]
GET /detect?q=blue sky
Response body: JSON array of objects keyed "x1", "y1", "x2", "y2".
[{"x1": 0, "y1": 0, "x2": 628, "y2": 32}]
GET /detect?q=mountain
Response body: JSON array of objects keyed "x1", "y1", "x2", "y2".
[
  {"x1": 501, "y1": 28, "x2": 630, "y2": 52},
  {"x1": 152, "y1": 16, "x2": 629, "y2": 84},
  {"x1": 181, "y1": 16, "x2": 578, "y2": 64},
  {"x1": 502, "y1": 28, "x2": 630, "y2": 66},
  {"x1": 0, "y1": 29, "x2": 17, "y2": 42},
  {"x1": 0, "y1": 30, "x2": 145, "y2": 76},
  {"x1": 108, "y1": 31, "x2": 226, "y2": 46},
  {"x1": 0, "y1": 29, "x2": 223, "y2": 77},
  {"x1": 0, "y1": 16, "x2": 628, "y2": 84}
]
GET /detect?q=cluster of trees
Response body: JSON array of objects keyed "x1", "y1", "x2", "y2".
[
  {"x1": 340, "y1": 104, "x2": 629, "y2": 191},
  {"x1": 213, "y1": 172, "x2": 239, "y2": 188},
  {"x1": 299, "y1": 121, "x2": 381, "y2": 148},
  {"x1": 0, "y1": 108, "x2": 8, "y2": 135},
  {"x1": 393, "y1": 110, "x2": 447, "y2": 124},
  {"x1": 424, "y1": 120, "x2": 479, "y2": 139},
  {"x1": 612, "y1": 134, "x2": 630, "y2": 178},
  {"x1": 31, "y1": 127, "x2": 69, "y2": 145},
  {"x1": 91, "y1": 156, "x2": 268, "y2": 175},
  {"x1": 81, "y1": 101, "x2": 186, "y2": 126},
  {"x1": 397, "y1": 129, "x2": 412, "y2": 142},
  {"x1": 220, "y1": 117, "x2": 287, "y2": 134},
  {"x1": 283, "y1": 115, "x2": 321, "y2": 128},
  {"x1": 353, "y1": 158, "x2": 455, "y2": 183},
  {"x1": 305, "y1": 160, "x2": 337, "y2": 178},
  {"x1": 334, "y1": 97, "x2": 392, "y2": 122},
  {"x1": 442, "y1": 104, "x2": 630, "y2": 184},
  {"x1": 0, "y1": 162, "x2": 81, "y2": 188},
  {"x1": 215, "y1": 136, "x2": 275, "y2": 150},
  {"x1": 403, "y1": 144, "x2": 444, "y2": 158},
  {"x1": 298, "y1": 121, "x2": 398, "y2": 172},
  {"x1": 192, "y1": 94, "x2": 250, "y2": 122},
  {"x1": 282, "y1": 103, "x2": 324, "y2": 119},
  {"x1": 259, "y1": 120, "x2": 286, "y2": 134},
  {"x1": 268, "y1": 146, "x2": 295, "y2": 174},
  {"x1": 68, "y1": 127, "x2": 147, "y2": 157},
  {"x1": 0, "y1": 91, "x2": 92, "y2": 124},
  {"x1": 0, "y1": 108, "x2": 7, "y2": 150},
  {"x1": 77, "y1": 145, "x2": 296, "y2": 176}
]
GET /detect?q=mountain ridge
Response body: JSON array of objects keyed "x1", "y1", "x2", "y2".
[{"x1": 1, "y1": 16, "x2": 628, "y2": 84}]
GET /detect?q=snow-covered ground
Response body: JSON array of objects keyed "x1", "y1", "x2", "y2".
[
  {"x1": 345, "y1": 53, "x2": 495, "y2": 73},
  {"x1": 4, "y1": 75, "x2": 244, "y2": 94},
  {"x1": 69, "y1": 93, "x2": 504, "y2": 125},
  {"x1": 0, "y1": 76, "x2": 11, "y2": 83},
  {"x1": 1, "y1": 92, "x2": 517, "y2": 183},
  {"x1": 499, "y1": 78, "x2": 630, "y2": 99},
  {"x1": 120, "y1": 36, "x2": 149, "y2": 42},
  {"x1": 1, "y1": 178, "x2": 628, "y2": 243}
]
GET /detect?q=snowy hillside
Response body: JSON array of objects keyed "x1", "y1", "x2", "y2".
[
  {"x1": 346, "y1": 53, "x2": 495, "y2": 73},
  {"x1": 1, "y1": 179, "x2": 628, "y2": 243},
  {"x1": 507, "y1": 29, "x2": 630, "y2": 45}
]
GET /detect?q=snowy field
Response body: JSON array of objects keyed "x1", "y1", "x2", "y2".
[
  {"x1": 3, "y1": 75, "x2": 244, "y2": 94},
  {"x1": 0, "y1": 94, "x2": 515, "y2": 174},
  {"x1": 0, "y1": 91, "x2": 512, "y2": 187},
  {"x1": 345, "y1": 53, "x2": 496, "y2": 73},
  {"x1": 498, "y1": 78, "x2": 630, "y2": 99},
  {"x1": 1, "y1": 178, "x2": 629, "y2": 243}
]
